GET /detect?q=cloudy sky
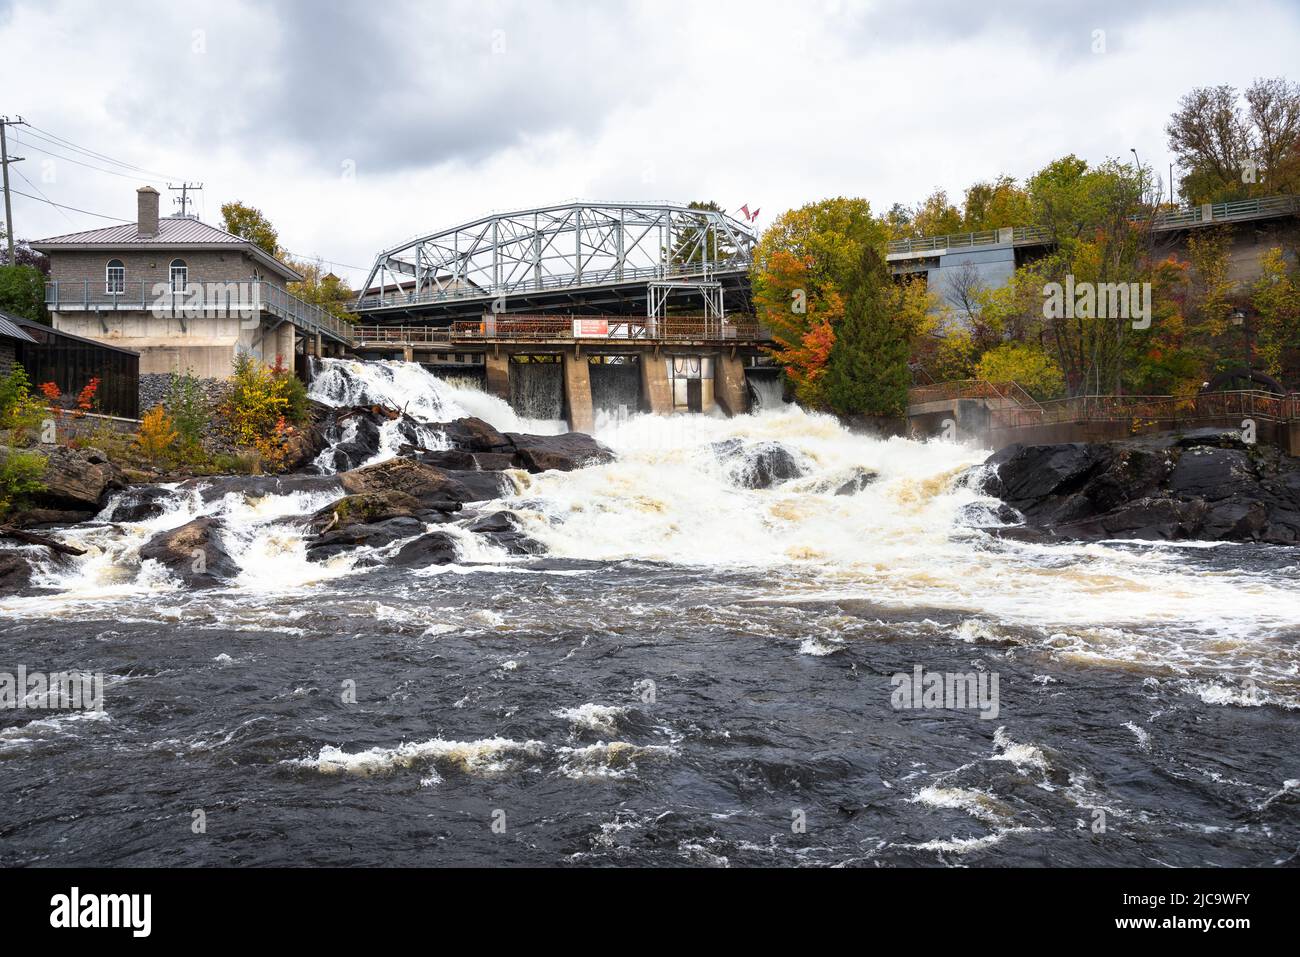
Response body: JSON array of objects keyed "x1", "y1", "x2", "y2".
[{"x1": 2, "y1": 0, "x2": 1298, "y2": 285}]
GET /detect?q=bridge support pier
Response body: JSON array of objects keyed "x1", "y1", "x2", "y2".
[
  {"x1": 715, "y1": 353, "x2": 750, "y2": 417},
  {"x1": 563, "y1": 353, "x2": 595, "y2": 433},
  {"x1": 640, "y1": 354, "x2": 672, "y2": 414},
  {"x1": 485, "y1": 353, "x2": 510, "y2": 400}
]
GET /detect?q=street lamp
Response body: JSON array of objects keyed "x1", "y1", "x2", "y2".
[{"x1": 1232, "y1": 308, "x2": 1250, "y2": 375}]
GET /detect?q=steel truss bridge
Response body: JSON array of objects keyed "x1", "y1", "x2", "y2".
[{"x1": 354, "y1": 202, "x2": 757, "y2": 323}]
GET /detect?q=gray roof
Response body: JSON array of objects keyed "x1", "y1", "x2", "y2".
[
  {"x1": 31, "y1": 215, "x2": 302, "y2": 282},
  {"x1": 0, "y1": 311, "x2": 38, "y2": 344}
]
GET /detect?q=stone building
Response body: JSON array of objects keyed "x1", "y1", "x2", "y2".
[{"x1": 31, "y1": 187, "x2": 350, "y2": 378}]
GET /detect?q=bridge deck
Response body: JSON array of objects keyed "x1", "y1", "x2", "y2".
[{"x1": 352, "y1": 316, "x2": 770, "y2": 351}]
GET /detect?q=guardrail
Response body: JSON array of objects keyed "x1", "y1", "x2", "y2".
[
  {"x1": 352, "y1": 256, "x2": 753, "y2": 312},
  {"x1": 887, "y1": 194, "x2": 1300, "y2": 258},
  {"x1": 989, "y1": 390, "x2": 1300, "y2": 430},
  {"x1": 353, "y1": 315, "x2": 764, "y2": 345},
  {"x1": 908, "y1": 378, "x2": 1042, "y2": 411},
  {"x1": 44, "y1": 278, "x2": 354, "y2": 345}
]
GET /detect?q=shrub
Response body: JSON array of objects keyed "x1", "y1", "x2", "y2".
[
  {"x1": 221, "y1": 355, "x2": 306, "y2": 471},
  {"x1": 0, "y1": 449, "x2": 47, "y2": 518},
  {"x1": 976, "y1": 341, "x2": 1065, "y2": 400},
  {"x1": 136, "y1": 404, "x2": 179, "y2": 468},
  {"x1": 165, "y1": 371, "x2": 209, "y2": 465},
  {"x1": 0, "y1": 365, "x2": 45, "y2": 439}
]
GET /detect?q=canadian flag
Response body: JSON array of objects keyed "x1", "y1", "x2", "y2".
[
  {"x1": 737, "y1": 205, "x2": 760, "y2": 223},
  {"x1": 738, "y1": 204, "x2": 752, "y2": 221}
]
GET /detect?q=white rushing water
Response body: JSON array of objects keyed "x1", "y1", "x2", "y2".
[{"x1": 4, "y1": 358, "x2": 1298, "y2": 702}]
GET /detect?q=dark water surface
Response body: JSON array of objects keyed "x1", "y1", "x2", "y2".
[{"x1": 3, "y1": 555, "x2": 1297, "y2": 868}]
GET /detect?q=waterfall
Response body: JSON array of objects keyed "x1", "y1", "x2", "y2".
[
  {"x1": 509, "y1": 360, "x2": 564, "y2": 422},
  {"x1": 747, "y1": 370, "x2": 786, "y2": 410},
  {"x1": 590, "y1": 361, "x2": 642, "y2": 416}
]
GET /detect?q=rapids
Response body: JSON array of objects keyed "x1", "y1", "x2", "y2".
[{"x1": 1, "y1": 358, "x2": 1297, "y2": 867}]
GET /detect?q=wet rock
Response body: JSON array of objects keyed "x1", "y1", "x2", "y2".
[
  {"x1": 139, "y1": 517, "x2": 239, "y2": 588},
  {"x1": 467, "y1": 510, "x2": 545, "y2": 555},
  {"x1": 981, "y1": 431, "x2": 1300, "y2": 544},
  {"x1": 9, "y1": 507, "x2": 98, "y2": 528},
  {"x1": 0, "y1": 551, "x2": 33, "y2": 594},
  {"x1": 177, "y1": 474, "x2": 344, "y2": 504},
  {"x1": 391, "y1": 530, "x2": 460, "y2": 567},
  {"x1": 409, "y1": 448, "x2": 518, "y2": 472},
  {"x1": 309, "y1": 490, "x2": 435, "y2": 534},
  {"x1": 440, "y1": 416, "x2": 513, "y2": 452},
  {"x1": 282, "y1": 402, "x2": 332, "y2": 472},
  {"x1": 712, "y1": 439, "x2": 804, "y2": 489},
  {"x1": 307, "y1": 517, "x2": 429, "y2": 562},
  {"x1": 339, "y1": 458, "x2": 475, "y2": 504},
  {"x1": 833, "y1": 468, "x2": 879, "y2": 496},
  {"x1": 105, "y1": 486, "x2": 177, "y2": 523},
  {"x1": 26, "y1": 445, "x2": 125, "y2": 511},
  {"x1": 506, "y1": 432, "x2": 615, "y2": 473},
  {"x1": 442, "y1": 469, "x2": 511, "y2": 502}
]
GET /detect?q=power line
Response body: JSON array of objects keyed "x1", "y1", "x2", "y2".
[
  {"x1": 14, "y1": 134, "x2": 167, "y2": 185},
  {"x1": 11, "y1": 166, "x2": 76, "y2": 227},
  {"x1": 22, "y1": 122, "x2": 185, "y2": 181},
  {"x1": 10, "y1": 188, "x2": 131, "y2": 223}
]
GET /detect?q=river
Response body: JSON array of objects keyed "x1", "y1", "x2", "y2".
[{"x1": 1, "y1": 358, "x2": 1297, "y2": 866}]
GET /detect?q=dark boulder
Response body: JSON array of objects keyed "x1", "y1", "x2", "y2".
[
  {"x1": 391, "y1": 530, "x2": 461, "y2": 568},
  {"x1": 466, "y1": 510, "x2": 545, "y2": 555},
  {"x1": 833, "y1": 468, "x2": 879, "y2": 496},
  {"x1": 440, "y1": 417, "x2": 513, "y2": 452},
  {"x1": 441, "y1": 469, "x2": 511, "y2": 502},
  {"x1": 712, "y1": 439, "x2": 804, "y2": 489},
  {"x1": 339, "y1": 458, "x2": 475, "y2": 504},
  {"x1": 308, "y1": 490, "x2": 433, "y2": 534},
  {"x1": 0, "y1": 551, "x2": 33, "y2": 594},
  {"x1": 307, "y1": 517, "x2": 429, "y2": 562},
  {"x1": 177, "y1": 474, "x2": 343, "y2": 504},
  {"x1": 505, "y1": 432, "x2": 615, "y2": 473},
  {"x1": 138, "y1": 517, "x2": 239, "y2": 588},
  {"x1": 105, "y1": 486, "x2": 177, "y2": 523},
  {"x1": 979, "y1": 431, "x2": 1300, "y2": 545}
]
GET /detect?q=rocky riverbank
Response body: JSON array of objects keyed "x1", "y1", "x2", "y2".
[{"x1": 976, "y1": 428, "x2": 1300, "y2": 544}]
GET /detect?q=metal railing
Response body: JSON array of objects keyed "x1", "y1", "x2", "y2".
[
  {"x1": 45, "y1": 278, "x2": 354, "y2": 345},
  {"x1": 989, "y1": 390, "x2": 1300, "y2": 430},
  {"x1": 352, "y1": 255, "x2": 753, "y2": 312},
  {"x1": 908, "y1": 378, "x2": 1042, "y2": 411},
  {"x1": 353, "y1": 315, "x2": 764, "y2": 345},
  {"x1": 887, "y1": 194, "x2": 1300, "y2": 257}
]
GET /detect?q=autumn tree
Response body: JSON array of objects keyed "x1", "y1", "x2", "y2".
[
  {"x1": 751, "y1": 198, "x2": 887, "y2": 406},
  {"x1": 1166, "y1": 77, "x2": 1300, "y2": 202},
  {"x1": 220, "y1": 201, "x2": 280, "y2": 258},
  {"x1": 670, "y1": 201, "x2": 739, "y2": 267}
]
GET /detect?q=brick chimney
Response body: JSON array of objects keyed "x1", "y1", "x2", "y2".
[{"x1": 137, "y1": 186, "x2": 160, "y2": 237}]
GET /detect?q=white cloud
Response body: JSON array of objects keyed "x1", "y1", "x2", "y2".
[{"x1": 2, "y1": 0, "x2": 1297, "y2": 286}]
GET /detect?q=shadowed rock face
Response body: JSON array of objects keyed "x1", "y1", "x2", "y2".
[
  {"x1": 979, "y1": 431, "x2": 1300, "y2": 544},
  {"x1": 0, "y1": 552, "x2": 33, "y2": 594}
]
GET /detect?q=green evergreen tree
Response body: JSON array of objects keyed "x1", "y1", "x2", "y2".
[{"x1": 822, "y1": 247, "x2": 910, "y2": 417}]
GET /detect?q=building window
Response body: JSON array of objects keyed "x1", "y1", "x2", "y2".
[
  {"x1": 106, "y1": 259, "x2": 125, "y2": 295},
  {"x1": 169, "y1": 258, "x2": 188, "y2": 293}
]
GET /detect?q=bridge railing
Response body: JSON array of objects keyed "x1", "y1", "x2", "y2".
[
  {"x1": 355, "y1": 315, "x2": 764, "y2": 345},
  {"x1": 352, "y1": 255, "x2": 753, "y2": 312}
]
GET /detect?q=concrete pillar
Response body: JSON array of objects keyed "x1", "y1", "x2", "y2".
[
  {"x1": 640, "y1": 353, "x2": 673, "y2": 414},
  {"x1": 485, "y1": 352, "x2": 510, "y2": 400},
  {"x1": 563, "y1": 352, "x2": 595, "y2": 433},
  {"x1": 715, "y1": 353, "x2": 750, "y2": 417},
  {"x1": 401, "y1": 345, "x2": 414, "y2": 363}
]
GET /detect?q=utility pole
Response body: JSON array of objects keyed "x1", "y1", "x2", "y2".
[
  {"x1": 0, "y1": 115, "x2": 28, "y2": 264},
  {"x1": 167, "y1": 181, "x2": 202, "y2": 218}
]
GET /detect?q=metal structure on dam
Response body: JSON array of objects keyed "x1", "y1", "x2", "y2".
[{"x1": 354, "y1": 202, "x2": 758, "y2": 322}]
